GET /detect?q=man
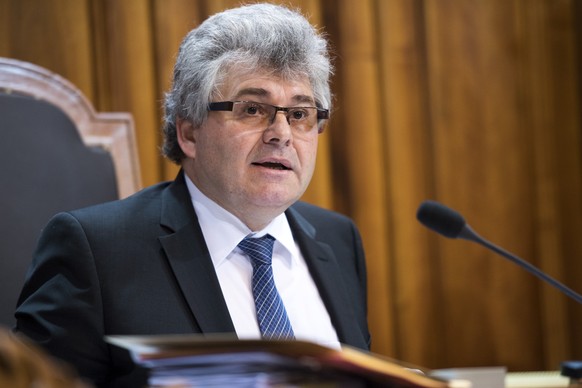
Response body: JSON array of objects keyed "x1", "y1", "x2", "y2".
[{"x1": 15, "y1": 3, "x2": 370, "y2": 387}]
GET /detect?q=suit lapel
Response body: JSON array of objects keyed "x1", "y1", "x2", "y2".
[
  {"x1": 286, "y1": 207, "x2": 365, "y2": 347},
  {"x1": 155, "y1": 173, "x2": 363, "y2": 345},
  {"x1": 158, "y1": 172, "x2": 235, "y2": 334}
]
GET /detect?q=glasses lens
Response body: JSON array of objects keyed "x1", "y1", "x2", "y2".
[
  {"x1": 231, "y1": 102, "x2": 320, "y2": 132},
  {"x1": 232, "y1": 102, "x2": 273, "y2": 126},
  {"x1": 287, "y1": 108, "x2": 318, "y2": 131}
]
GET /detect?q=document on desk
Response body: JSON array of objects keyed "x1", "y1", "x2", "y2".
[
  {"x1": 106, "y1": 334, "x2": 454, "y2": 387},
  {"x1": 430, "y1": 366, "x2": 506, "y2": 388}
]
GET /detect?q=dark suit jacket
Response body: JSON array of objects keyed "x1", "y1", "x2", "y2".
[{"x1": 15, "y1": 171, "x2": 370, "y2": 387}]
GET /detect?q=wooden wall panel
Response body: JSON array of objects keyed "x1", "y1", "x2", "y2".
[
  {"x1": 151, "y1": 0, "x2": 202, "y2": 181},
  {"x1": 515, "y1": 0, "x2": 582, "y2": 367},
  {"x1": 424, "y1": 0, "x2": 542, "y2": 370},
  {"x1": 376, "y1": 0, "x2": 443, "y2": 368},
  {"x1": 333, "y1": 0, "x2": 394, "y2": 357},
  {"x1": 0, "y1": 0, "x2": 94, "y2": 99},
  {"x1": 93, "y1": 0, "x2": 161, "y2": 186}
]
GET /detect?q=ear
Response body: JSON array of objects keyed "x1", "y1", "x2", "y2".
[{"x1": 176, "y1": 118, "x2": 197, "y2": 159}]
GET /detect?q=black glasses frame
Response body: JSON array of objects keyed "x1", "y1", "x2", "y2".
[{"x1": 208, "y1": 101, "x2": 330, "y2": 121}]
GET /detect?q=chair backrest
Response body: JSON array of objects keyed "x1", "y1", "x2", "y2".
[{"x1": 0, "y1": 57, "x2": 142, "y2": 328}]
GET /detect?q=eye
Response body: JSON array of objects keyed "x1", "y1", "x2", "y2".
[
  {"x1": 289, "y1": 108, "x2": 309, "y2": 121},
  {"x1": 245, "y1": 105, "x2": 259, "y2": 115},
  {"x1": 242, "y1": 102, "x2": 267, "y2": 116}
]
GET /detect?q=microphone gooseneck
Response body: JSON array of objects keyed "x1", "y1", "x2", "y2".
[{"x1": 416, "y1": 200, "x2": 582, "y2": 305}]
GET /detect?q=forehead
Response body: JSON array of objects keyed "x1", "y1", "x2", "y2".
[{"x1": 216, "y1": 68, "x2": 315, "y2": 104}]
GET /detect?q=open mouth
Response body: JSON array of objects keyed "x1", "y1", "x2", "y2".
[{"x1": 253, "y1": 162, "x2": 291, "y2": 170}]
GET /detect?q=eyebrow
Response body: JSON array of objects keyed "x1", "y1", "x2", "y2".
[{"x1": 233, "y1": 87, "x2": 316, "y2": 106}]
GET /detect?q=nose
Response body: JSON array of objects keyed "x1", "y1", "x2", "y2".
[{"x1": 263, "y1": 111, "x2": 292, "y2": 146}]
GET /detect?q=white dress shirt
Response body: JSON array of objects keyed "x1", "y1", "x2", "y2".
[{"x1": 185, "y1": 176, "x2": 340, "y2": 349}]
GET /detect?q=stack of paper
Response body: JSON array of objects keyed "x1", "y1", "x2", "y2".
[{"x1": 106, "y1": 335, "x2": 453, "y2": 387}]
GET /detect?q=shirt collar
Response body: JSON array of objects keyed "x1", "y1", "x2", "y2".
[{"x1": 184, "y1": 175, "x2": 297, "y2": 266}]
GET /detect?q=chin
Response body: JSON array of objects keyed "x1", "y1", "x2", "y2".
[{"x1": 254, "y1": 191, "x2": 299, "y2": 211}]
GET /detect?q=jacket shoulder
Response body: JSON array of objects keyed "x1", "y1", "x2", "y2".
[
  {"x1": 69, "y1": 181, "x2": 172, "y2": 219},
  {"x1": 289, "y1": 201, "x2": 355, "y2": 226}
]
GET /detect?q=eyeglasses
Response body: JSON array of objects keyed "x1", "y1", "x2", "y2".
[{"x1": 208, "y1": 101, "x2": 329, "y2": 133}]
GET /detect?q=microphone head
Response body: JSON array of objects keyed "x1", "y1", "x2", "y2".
[{"x1": 416, "y1": 200, "x2": 467, "y2": 239}]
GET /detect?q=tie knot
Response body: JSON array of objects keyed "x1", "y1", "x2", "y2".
[{"x1": 238, "y1": 234, "x2": 275, "y2": 266}]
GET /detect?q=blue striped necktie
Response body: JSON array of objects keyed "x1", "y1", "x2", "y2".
[{"x1": 238, "y1": 234, "x2": 295, "y2": 340}]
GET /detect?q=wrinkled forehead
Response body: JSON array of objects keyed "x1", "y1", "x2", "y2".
[{"x1": 212, "y1": 66, "x2": 315, "y2": 104}]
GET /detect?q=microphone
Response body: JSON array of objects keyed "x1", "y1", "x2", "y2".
[{"x1": 416, "y1": 200, "x2": 582, "y2": 305}]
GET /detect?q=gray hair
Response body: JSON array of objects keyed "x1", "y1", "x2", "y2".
[{"x1": 162, "y1": 3, "x2": 333, "y2": 164}]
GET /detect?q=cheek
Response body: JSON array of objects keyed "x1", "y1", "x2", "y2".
[
  {"x1": 203, "y1": 133, "x2": 251, "y2": 171},
  {"x1": 298, "y1": 138, "x2": 319, "y2": 170}
]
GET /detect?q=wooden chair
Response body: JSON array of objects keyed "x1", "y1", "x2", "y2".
[{"x1": 0, "y1": 57, "x2": 142, "y2": 328}]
